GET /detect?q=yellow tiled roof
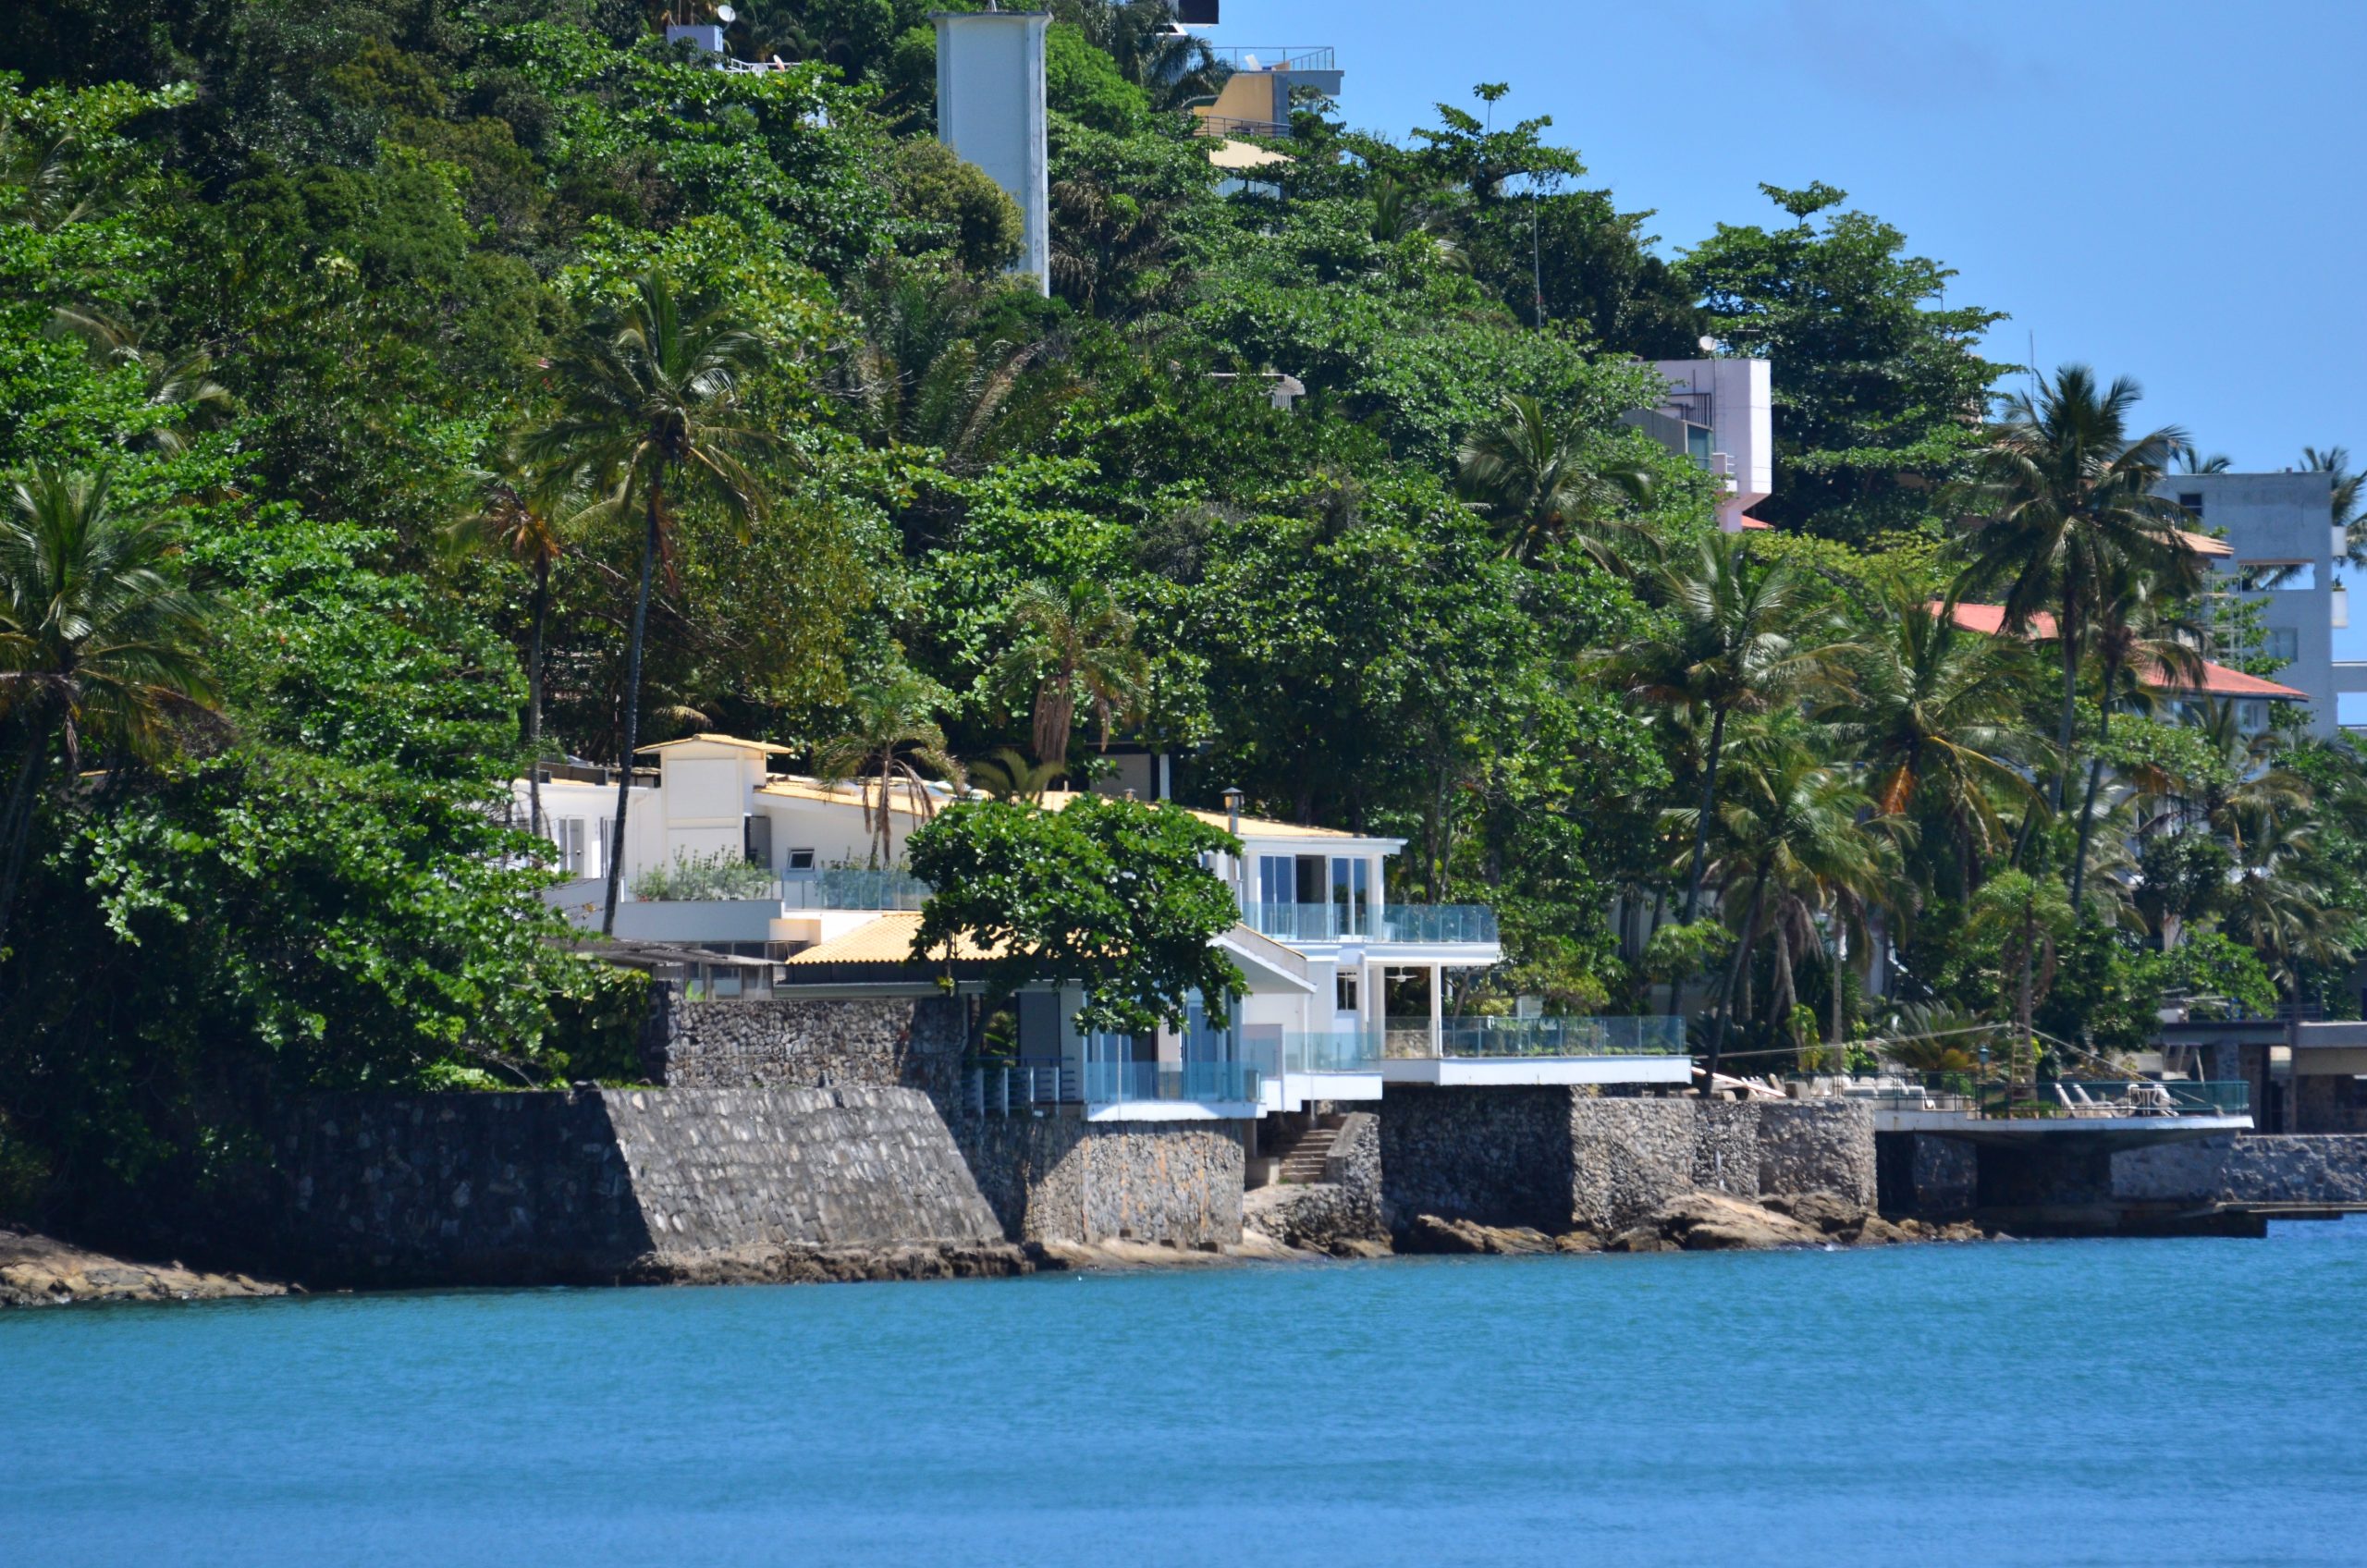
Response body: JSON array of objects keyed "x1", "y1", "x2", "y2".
[
  {"x1": 784, "y1": 912, "x2": 1011, "y2": 964},
  {"x1": 756, "y1": 777, "x2": 946, "y2": 815}
]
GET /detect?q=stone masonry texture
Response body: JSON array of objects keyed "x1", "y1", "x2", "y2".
[
  {"x1": 952, "y1": 1115, "x2": 1244, "y2": 1245},
  {"x1": 645, "y1": 992, "x2": 967, "y2": 1101},
  {"x1": 1380, "y1": 1090, "x2": 1876, "y2": 1236},
  {"x1": 2111, "y1": 1133, "x2": 2367, "y2": 1205},
  {"x1": 269, "y1": 1086, "x2": 1003, "y2": 1287}
]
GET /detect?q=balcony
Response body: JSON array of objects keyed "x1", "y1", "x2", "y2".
[
  {"x1": 1208, "y1": 45, "x2": 1336, "y2": 73},
  {"x1": 1376, "y1": 1015, "x2": 1695, "y2": 1089},
  {"x1": 962, "y1": 1058, "x2": 1263, "y2": 1117},
  {"x1": 1239, "y1": 901, "x2": 1498, "y2": 945}
]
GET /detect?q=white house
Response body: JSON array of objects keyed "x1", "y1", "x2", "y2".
[{"x1": 521, "y1": 734, "x2": 1687, "y2": 1125}]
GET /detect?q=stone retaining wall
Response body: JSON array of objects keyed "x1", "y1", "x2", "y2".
[
  {"x1": 953, "y1": 1116, "x2": 1244, "y2": 1246},
  {"x1": 269, "y1": 1086, "x2": 1006, "y2": 1287},
  {"x1": 1380, "y1": 1092, "x2": 1875, "y2": 1236},
  {"x1": 644, "y1": 992, "x2": 966, "y2": 1099},
  {"x1": 2111, "y1": 1133, "x2": 2367, "y2": 1205}
]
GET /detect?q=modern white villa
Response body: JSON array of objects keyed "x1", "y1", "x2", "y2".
[{"x1": 521, "y1": 735, "x2": 1689, "y2": 1130}]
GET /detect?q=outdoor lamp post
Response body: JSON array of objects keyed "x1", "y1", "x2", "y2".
[{"x1": 1221, "y1": 787, "x2": 1245, "y2": 904}]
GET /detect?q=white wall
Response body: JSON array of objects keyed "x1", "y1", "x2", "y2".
[
  {"x1": 2152, "y1": 471, "x2": 2337, "y2": 738},
  {"x1": 1651, "y1": 358, "x2": 1772, "y2": 531},
  {"x1": 935, "y1": 12, "x2": 1049, "y2": 293}
]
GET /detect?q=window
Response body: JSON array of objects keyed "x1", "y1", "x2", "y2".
[
  {"x1": 2265, "y1": 628, "x2": 2300, "y2": 664},
  {"x1": 2177, "y1": 491, "x2": 2205, "y2": 521},
  {"x1": 1331, "y1": 856, "x2": 1370, "y2": 936},
  {"x1": 2238, "y1": 700, "x2": 2268, "y2": 731},
  {"x1": 1258, "y1": 854, "x2": 1295, "y2": 907},
  {"x1": 1335, "y1": 969, "x2": 1360, "y2": 1013},
  {"x1": 785, "y1": 846, "x2": 816, "y2": 872},
  {"x1": 2238, "y1": 562, "x2": 2316, "y2": 592},
  {"x1": 595, "y1": 818, "x2": 611, "y2": 875}
]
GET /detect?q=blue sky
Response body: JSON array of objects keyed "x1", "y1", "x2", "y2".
[{"x1": 1216, "y1": 0, "x2": 2367, "y2": 474}]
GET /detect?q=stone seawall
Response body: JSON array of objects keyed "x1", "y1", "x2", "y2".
[
  {"x1": 952, "y1": 1116, "x2": 1244, "y2": 1246},
  {"x1": 645, "y1": 992, "x2": 966, "y2": 1098},
  {"x1": 2111, "y1": 1134, "x2": 2367, "y2": 1205},
  {"x1": 270, "y1": 1087, "x2": 1010, "y2": 1287},
  {"x1": 1380, "y1": 1092, "x2": 1874, "y2": 1236}
]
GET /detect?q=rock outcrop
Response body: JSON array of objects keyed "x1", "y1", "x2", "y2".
[{"x1": 1, "y1": 1227, "x2": 287, "y2": 1307}]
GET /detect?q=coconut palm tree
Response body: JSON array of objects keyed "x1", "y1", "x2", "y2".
[
  {"x1": 1956, "y1": 364, "x2": 2200, "y2": 817},
  {"x1": 996, "y1": 579, "x2": 1148, "y2": 770},
  {"x1": 1052, "y1": 0, "x2": 1222, "y2": 110},
  {"x1": 833, "y1": 264, "x2": 1061, "y2": 475},
  {"x1": 0, "y1": 467, "x2": 218, "y2": 952},
  {"x1": 1824, "y1": 582, "x2": 2038, "y2": 888},
  {"x1": 447, "y1": 446, "x2": 567, "y2": 839},
  {"x1": 2300, "y1": 447, "x2": 2367, "y2": 567},
  {"x1": 1674, "y1": 732, "x2": 1892, "y2": 1081},
  {"x1": 2147, "y1": 700, "x2": 2311, "y2": 863},
  {"x1": 816, "y1": 665, "x2": 964, "y2": 868},
  {"x1": 1455, "y1": 393, "x2": 1657, "y2": 570},
  {"x1": 47, "y1": 309, "x2": 232, "y2": 455},
  {"x1": 1618, "y1": 533, "x2": 1845, "y2": 925},
  {"x1": 2069, "y1": 561, "x2": 2209, "y2": 912},
  {"x1": 2221, "y1": 814, "x2": 2346, "y2": 1018},
  {"x1": 520, "y1": 270, "x2": 768, "y2": 935}
]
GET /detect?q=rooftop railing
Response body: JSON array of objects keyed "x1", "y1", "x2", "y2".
[
  {"x1": 1208, "y1": 45, "x2": 1336, "y2": 72},
  {"x1": 779, "y1": 869, "x2": 931, "y2": 911},
  {"x1": 1829, "y1": 1072, "x2": 2250, "y2": 1119},
  {"x1": 1239, "y1": 902, "x2": 1499, "y2": 945},
  {"x1": 1193, "y1": 113, "x2": 1292, "y2": 139},
  {"x1": 1386, "y1": 1016, "x2": 1688, "y2": 1059}
]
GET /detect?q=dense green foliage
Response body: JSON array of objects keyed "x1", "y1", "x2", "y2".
[{"x1": 1, "y1": 5, "x2": 2361, "y2": 1219}]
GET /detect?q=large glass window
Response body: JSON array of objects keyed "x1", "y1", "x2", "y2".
[
  {"x1": 1258, "y1": 854, "x2": 1295, "y2": 906},
  {"x1": 1331, "y1": 856, "x2": 1369, "y2": 936}
]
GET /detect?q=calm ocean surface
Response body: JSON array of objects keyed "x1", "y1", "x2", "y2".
[{"x1": 6, "y1": 1220, "x2": 2364, "y2": 1567}]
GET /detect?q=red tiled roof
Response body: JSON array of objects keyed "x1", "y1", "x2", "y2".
[
  {"x1": 1931, "y1": 602, "x2": 2306, "y2": 701},
  {"x1": 1736, "y1": 514, "x2": 1774, "y2": 531}
]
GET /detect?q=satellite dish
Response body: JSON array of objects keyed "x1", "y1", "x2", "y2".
[
  {"x1": 716, "y1": 4, "x2": 736, "y2": 20},
  {"x1": 1698, "y1": 335, "x2": 1717, "y2": 352}
]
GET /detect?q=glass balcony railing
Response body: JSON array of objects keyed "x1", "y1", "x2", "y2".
[
  {"x1": 1385, "y1": 1016, "x2": 1688, "y2": 1060},
  {"x1": 779, "y1": 869, "x2": 931, "y2": 911},
  {"x1": 1241, "y1": 1032, "x2": 1387, "y2": 1076},
  {"x1": 1083, "y1": 1060, "x2": 1263, "y2": 1106},
  {"x1": 1240, "y1": 902, "x2": 1498, "y2": 945},
  {"x1": 1208, "y1": 44, "x2": 1336, "y2": 73}
]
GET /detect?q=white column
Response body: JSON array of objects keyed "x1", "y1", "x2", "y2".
[
  {"x1": 1429, "y1": 963, "x2": 1443, "y2": 1053},
  {"x1": 934, "y1": 11, "x2": 1050, "y2": 294}
]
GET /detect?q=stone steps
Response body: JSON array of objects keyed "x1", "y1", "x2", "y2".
[{"x1": 1274, "y1": 1122, "x2": 1341, "y2": 1184}]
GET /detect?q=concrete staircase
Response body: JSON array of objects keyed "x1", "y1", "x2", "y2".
[{"x1": 1273, "y1": 1115, "x2": 1346, "y2": 1184}]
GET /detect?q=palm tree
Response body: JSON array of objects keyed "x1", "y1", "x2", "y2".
[
  {"x1": 0, "y1": 120, "x2": 106, "y2": 229},
  {"x1": 47, "y1": 309, "x2": 232, "y2": 455},
  {"x1": 833, "y1": 264, "x2": 1060, "y2": 475},
  {"x1": 1824, "y1": 582, "x2": 2038, "y2": 889},
  {"x1": 1052, "y1": 0, "x2": 1222, "y2": 109},
  {"x1": 2300, "y1": 447, "x2": 2367, "y2": 567},
  {"x1": 2147, "y1": 700, "x2": 2311, "y2": 864},
  {"x1": 2174, "y1": 445, "x2": 2231, "y2": 474},
  {"x1": 2068, "y1": 561, "x2": 2206, "y2": 913},
  {"x1": 1367, "y1": 174, "x2": 1468, "y2": 273},
  {"x1": 996, "y1": 579, "x2": 1148, "y2": 770},
  {"x1": 520, "y1": 270, "x2": 768, "y2": 936},
  {"x1": 1618, "y1": 533, "x2": 1843, "y2": 925},
  {"x1": 967, "y1": 745, "x2": 1064, "y2": 804},
  {"x1": 447, "y1": 446, "x2": 567, "y2": 839},
  {"x1": 1675, "y1": 733, "x2": 1893, "y2": 1082},
  {"x1": 1955, "y1": 364, "x2": 2199, "y2": 819},
  {"x1": 1455, "y1": 394, "x2": 1657, "y2": 570},
  {"x1": 2221, "y1": 814, "x2": 2346, "y2": 1020},
  {"x1": 0, "y1": 468, "x2": 218, "y2": 952},
  {"x1": 816, "y1": 666, "x2": 964, "y2": 868}
]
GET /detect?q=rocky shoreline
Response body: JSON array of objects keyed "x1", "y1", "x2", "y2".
[
  {"x1": 1, "y1": 1227, "x2": 288, "y2": 1307},
  {"x1": 1, "y1": 1190, "x2": 1992, "y2": 1307}
]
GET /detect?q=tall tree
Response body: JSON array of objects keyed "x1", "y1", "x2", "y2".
[
  {"x1": 816, "y1": 664, "x2": 963, "y2": 869},
  {"x1": 1955, "y1": 363, "x2": 2200, "y2": 827},
  {"x1": 2068, "y1": 561, "x2": 2206, "y2": 912},
  {"x1": 1679, "y1": 182, "x2": 2009, "y2": 544},
  {"x1": 2301, "y1": 447, "x2": 2367, "y2": 567},
  {"x1": 447, "y1": 446, "x2": 566, "y2": 839},
  {"x1": 996, "y1": 578, "x2": 1147, "y2": 770},
  {"x1": 1824, "y1": 582, "x2": 2037, "y2": 890},
  {"x1": 0, "y1": 466, "x2": 216, "y2": 953},
  {"x1": 521, "y1": 271, "x2": 767, "y2": 937},
  {"x1": 1617, "y1": 533, "x2": 1841, "y2": 926}
]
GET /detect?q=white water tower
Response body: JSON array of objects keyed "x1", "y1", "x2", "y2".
[{"x1": 932, "y1": 9, "x2": 1050, "y2": 294}]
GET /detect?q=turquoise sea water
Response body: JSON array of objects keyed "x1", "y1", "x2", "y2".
[{"x1": 6, "y1": 1220, "x2": 2365, "y2": 1567}]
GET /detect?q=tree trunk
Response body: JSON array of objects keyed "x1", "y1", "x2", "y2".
[
  {"x1": 526, "y1": 556, "x2": 550, "y2": 841},
  {"x1": 601, "y1": 477, "x2": 664, "y2": 937},
  {"x1": 2070, "y1": 655, "x2": 2117, "y2": 913},
  {"x1": 1680, "y1": 705, "x2": 1728, "y2": 925},
  {"x1": 2052, "y1": 605, "x2": 2080, "y2": 814},
  {"x1": 0, "y1": 726, "x2": 51, "y2": 960},
  {"x1": 1705, "y1": 864, "x2": 1769, "y2": 1088}
]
